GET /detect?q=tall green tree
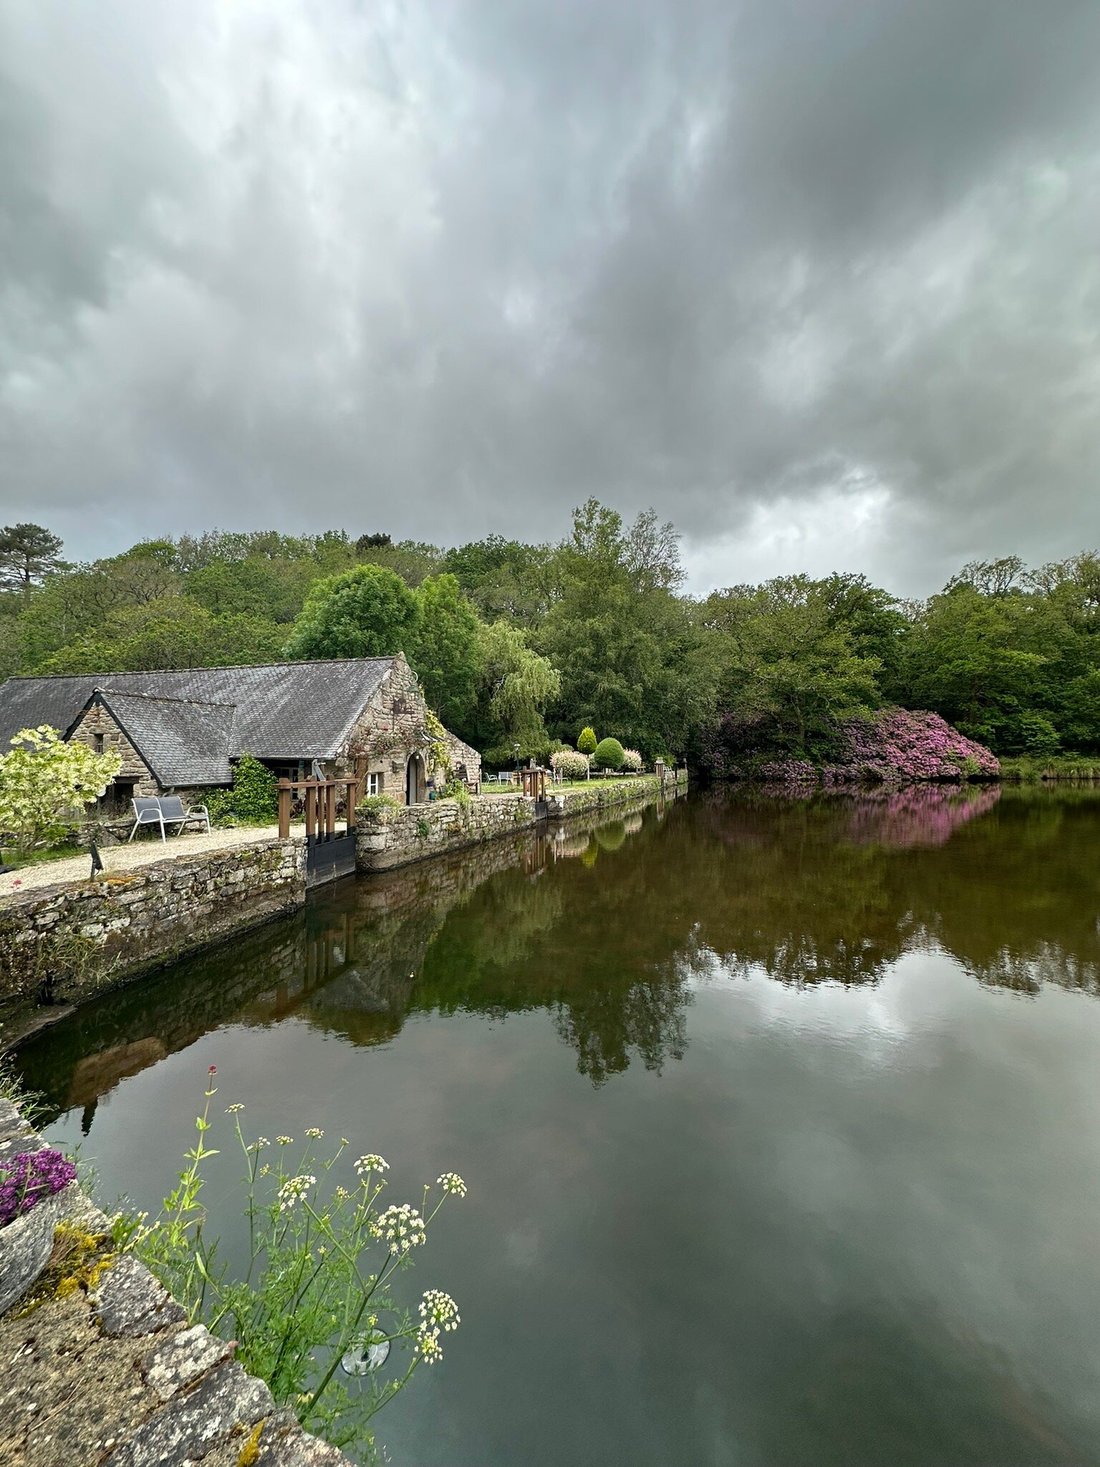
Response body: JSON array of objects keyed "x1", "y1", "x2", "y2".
[
  {"x1": 284, "y1": 563, "x2": 420, "y2": 661},
  {"x1": 703, "y1": 577, "x2": 883, "y2": 757},
  {"x1": 408, "y1": 574, "x2": 483, "y2": 732},
  {"x1": 0, "y1": 523, "x2": 64, "y2": 594},
  {"x1": 537, "y1": 500, "x2": 715, "y2": 757},
  {"x1": 474, "y1": 621, "x2": 561, "y2": 763}
]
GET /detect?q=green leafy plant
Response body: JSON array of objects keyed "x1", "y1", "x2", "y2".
[
  {"x1": 357, "y1": 793, "x2": 400, "y2": 820},
  {"x1": 203, "y1": 754, "x2": 278, "y2": 828},
  {"x1": 620, "y1": 749, "x2": 643, "y2": 773},
  {"x1": 423, "y1": 709, "x2": 452, "y2": 779},
  {"x1": 577, "y1": 727, "x2": 598, "y2": 755},
  {"x1": 0, "y1": 726, "x2": 121, "y2": 857},
  {"x1": 132, "y1": 1069, "x2": 467, "y2": 1459},
  {"x1": 592, "y1": 737, "x2": 625, "y2": 771}
]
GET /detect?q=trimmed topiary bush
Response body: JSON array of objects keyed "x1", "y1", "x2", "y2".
[
  {"x1": 551, "y1": 749, "x2": 590, "y2": 781},
  {"x1": 620, "y1": 749, "x2": 643, "y2": 773},
  {"x1": 593, "y1": 738, "x2": 625, "y2": 771},
  {"x1": 577, "y1": 727, "x2": 597, "y2": 755}
]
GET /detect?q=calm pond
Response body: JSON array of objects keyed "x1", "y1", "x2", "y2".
[{"x1": 12, "y1": 786, "x2": 1100, "y2": 1466}]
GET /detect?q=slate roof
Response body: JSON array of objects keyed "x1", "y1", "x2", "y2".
[
  {"x1": 73, "y1": 691, "x2": 237, "y2": 787},
  {"x1": 0, "y1": 660, "x2": 396, "y2": 777}
]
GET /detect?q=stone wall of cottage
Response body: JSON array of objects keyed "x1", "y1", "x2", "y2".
[
  {"x1": 442, "y1": 729, "x2": 483, "y2": 787},
  {"x1": 67, "y1": 702, "x2": 160, "y2": 798},
  {"x1": 0, "y1": 837, "x2": 307, "y2": 1011},
  {"x1": 334, "y1": 654, "x2": 481, "y2": 804}
]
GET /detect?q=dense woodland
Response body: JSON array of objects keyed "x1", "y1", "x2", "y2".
[{"x1": 0, "y1": 509, "x2": 1097, "y2": 770}]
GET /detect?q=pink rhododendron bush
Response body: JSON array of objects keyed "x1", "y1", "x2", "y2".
[{"x1": 717, "y1": 708, "x2": 999, "y2": 787}]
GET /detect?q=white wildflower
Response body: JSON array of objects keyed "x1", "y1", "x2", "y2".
[
  {"x1": 436, "y1": 1172, "x2": 467, "y2": 1199},
  {"x1": 370, "y1": 1203, "x2": 427, "y2": 1255},
  {"x1": 277, "y1": 1175, "x2": 316, "y2": 1213},
  {"x1": 224, "y1": 1103, "x2": 245, "y2": 1114},
  {"x1": 305, "y1": 1127, "x2": 324, "y2": 1139},
  {"x1": 276, "y1": 1135, "x2": 294, "y2": 1146},
  {"x1": 250, "y1": 1137, "x2": 270, "y2": 1152},
  {"x1": 415, "y1": 1324, "x2": 444, "y2": 1364},
  {"x1": 355, "y1": 1154, "x2": 389, "y2": 1179},
  {"x1": 419, "y1": 1289, "x2": 461, "y2": 1333}
]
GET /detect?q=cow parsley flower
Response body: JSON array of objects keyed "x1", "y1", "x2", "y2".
[
  {"x1": 415, "y1": 1324, "x2": 444, "y2": 1364},
  {"x1": 370, "y1": 1203, "x2": 427, "y2": 1255},
  {"x1": 436, "y1": 1172, "x2": 467, "y2": 1198},
  {"x1": 355, "y1": 1154, "x2": 389, "y2": 1179},
  {"x1": 305, "y1": 1127, "x2": 324, "y2": 1139},
  {"x1": 276, "y1": 1135, "x2": 294, "y2": 1146},
  {"x1": 277, "y1": 1175, "x2": 316, "y2": 1213},
  {"x1": 419, "y1": 1289, "x2": 460, "y2": 1332}
]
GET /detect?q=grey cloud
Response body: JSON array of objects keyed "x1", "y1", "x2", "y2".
[{"x1": 1, "y1": 0, "x2": 1099, "y2": 596}]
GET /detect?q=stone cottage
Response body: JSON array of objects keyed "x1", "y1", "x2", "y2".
[{"x1": 0, "y1": 655, "x2": 481, "y2": 814}]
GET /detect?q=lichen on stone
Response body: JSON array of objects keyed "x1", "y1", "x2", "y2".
[
  {"x1": 238, "y1": 1419, "x2": 265, "y2": 1465},
  {"x1": 10, "y1": 1221, "x2": 116, "y2": 1317}
]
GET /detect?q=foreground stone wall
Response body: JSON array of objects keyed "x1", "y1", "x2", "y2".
[
  {"x1": 0, "y1": 1097, "x2": 348, "y2": 1466},
  {"x1": 0, "y1": 838, "x2": 306, "y2": 1012},
  {"x1": 357, "y1": 771, "x2": 689, "y2": 873}
]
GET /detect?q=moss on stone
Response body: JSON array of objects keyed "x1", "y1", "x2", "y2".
[{"x1": 10, "y1": 1222, "x2": 116, "y2": 1318}]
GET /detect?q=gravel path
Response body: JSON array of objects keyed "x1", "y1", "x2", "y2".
[{"x1": 0, "y1": 824, "x2": 283, "y2": 899}]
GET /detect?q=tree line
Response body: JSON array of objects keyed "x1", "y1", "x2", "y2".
[{"x1": 1, "y1": 513, "x2": 1097, "y2": 768}]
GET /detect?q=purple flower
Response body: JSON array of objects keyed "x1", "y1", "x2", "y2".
[{"x1": 0, "y1": 1148, "x2": 77, "y2": 1228}]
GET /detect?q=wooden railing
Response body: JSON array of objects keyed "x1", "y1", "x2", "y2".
[{"x1": 277, "y1": 777, "x2": 360, "y2": 841}]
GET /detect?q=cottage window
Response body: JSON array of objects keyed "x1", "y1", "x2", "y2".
[
  {"x1": 93, "y1": 732, "x2": 105, "y2": 754},
  {"x1": 368, "y1": 772, "x2": 384, "y2": 796}
]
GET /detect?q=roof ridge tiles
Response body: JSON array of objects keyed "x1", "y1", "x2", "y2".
[{"x1": 8, "y1": 656, "x2": 397, "y2": 681}]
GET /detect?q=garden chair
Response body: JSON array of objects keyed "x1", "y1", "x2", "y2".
[{"x1": 128, "y1": 795, "x2": 210, "y2": 841}]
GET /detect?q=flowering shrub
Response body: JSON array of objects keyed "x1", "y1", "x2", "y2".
[
  {"x1": 593, "y1": 737, "x2": 625, "y2": 771},
  {"x1": 0, "y1": 1147, "x2": 77, "y2": 1227},
  {"x1": 620, "y1": 749, "x2": 643, "y2": 773},
  {"x1": 129, "y1": 1068, "x2": 467, "y2": 1457},
  {"x1": 551, "y1": 749, "x2": 590, "y2": 780},
  {"x1": 718, "y1": 708, "x2": 998, "y2": 787},
  {"x1": 0, "y1": 725, "x2": 121, "y2": 856}
]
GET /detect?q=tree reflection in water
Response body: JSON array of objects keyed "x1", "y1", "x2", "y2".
[{"x1": 11, "y1": 784, "x2": 1100, "y2": 1122}]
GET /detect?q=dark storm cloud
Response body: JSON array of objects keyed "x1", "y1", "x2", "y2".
[{"x1": 2, "y1": 0, "x2": 1099, "y2": 594}]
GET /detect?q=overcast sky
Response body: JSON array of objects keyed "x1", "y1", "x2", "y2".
[{"x1": 2, "y1": 1, "x2": 1100, "y2": 596}]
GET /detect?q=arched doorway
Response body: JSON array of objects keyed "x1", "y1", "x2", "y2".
[{"x1": 405, "y1": 752, "x2": 427, "y2": 805}]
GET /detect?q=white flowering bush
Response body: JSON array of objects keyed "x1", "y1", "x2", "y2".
[
  {"x1": 551, "y1": 749, "x2": 590, "y2": 781},
  {"x1": 0, "y1": 725, "x2": 121, "y2": 857},
  {"x1": 129, "y1": 1068, "x2": 467, "y2": 1459},
  {"x1": 620, "y1": 749, "x2": 643, "y2": 773}
]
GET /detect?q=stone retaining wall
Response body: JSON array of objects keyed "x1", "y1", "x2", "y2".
[
  {"x1": 357, "y1": 792, "x2": 536, "y2": 872},
  {"x1": 0, "y1": 839, "x2": 306, "y2": 1012},
  {"x1": 356, "y1": 770, "x2": 689, "y2": 873},
  {"x1": 0, "y1": 1097, "x2": 348, "y2": 1466}
]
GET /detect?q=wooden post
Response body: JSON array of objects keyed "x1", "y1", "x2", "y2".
[
  {"x1": 304, "y1": 781, "x2": 316, "y2": 840},
  {"x1": 278, "y1": 779, "x2": 292, "y2": 839},
  {"x1": 326, "y1": 781, "x2": 336, "y2": 838}
]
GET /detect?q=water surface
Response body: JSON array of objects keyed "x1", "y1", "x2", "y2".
[{"x1": 13, "y1": 786, "x2": 1100, "y2": 1466}]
